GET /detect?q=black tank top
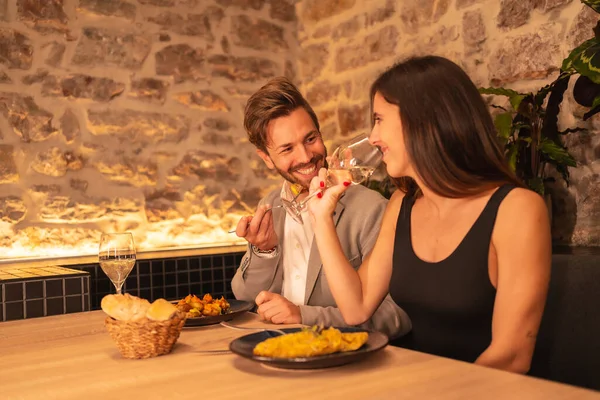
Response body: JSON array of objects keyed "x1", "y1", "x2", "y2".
[{"x1": 389, "y1": 185, "x2": 515, "y2": 362}]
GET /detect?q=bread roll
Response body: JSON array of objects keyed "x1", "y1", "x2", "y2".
[
  {"x1": 146, "y1": 298, "x2": 178, "y2": 321},
  {"x1": 101, "y1": 294, "x2": 150, "y2": 322}
]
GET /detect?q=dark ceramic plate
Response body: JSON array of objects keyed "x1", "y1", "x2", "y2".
[
  {"x1": 229, "y1": 327, "x2": 388, "y2": 369},
  {"x1": 181, "y1": 299, "x2": 254, "y2": 327}
]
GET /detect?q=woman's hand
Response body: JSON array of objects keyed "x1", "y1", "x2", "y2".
[{"x1": 307, "y1": 168, "x2": 351, "y2": 226}]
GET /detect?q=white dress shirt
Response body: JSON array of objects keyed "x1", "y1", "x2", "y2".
[{"x1": 281, "y1": 209, "x2": 314, "y2": 305}]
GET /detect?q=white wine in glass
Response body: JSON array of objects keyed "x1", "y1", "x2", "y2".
[
  {"x1": 98, "y1": 232, "x2": 136, "y2": 295},
  {"x1": 281, "y1": 133, "x2": 382, "y2": 225}
]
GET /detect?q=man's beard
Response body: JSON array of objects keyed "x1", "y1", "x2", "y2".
[{"x1": 272, "y1": 153, "x2": 328, "y2": 190}]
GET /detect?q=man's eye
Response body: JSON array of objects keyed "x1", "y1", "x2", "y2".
[{"x1": 306, "y1": 136, "x2": 317, "y2": 143}]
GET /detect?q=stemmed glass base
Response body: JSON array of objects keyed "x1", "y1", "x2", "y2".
[{"x1": 99, "y1": 233, "x2": 136, "y2": 295}]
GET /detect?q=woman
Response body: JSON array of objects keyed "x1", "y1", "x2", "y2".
[{"x1": 308, "y1": 56, "x2": 551, "y2": 373}]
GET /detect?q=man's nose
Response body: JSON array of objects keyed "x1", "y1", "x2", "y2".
[{"x1": 295, "y1": 146, "x2": 312, "y2": 164}]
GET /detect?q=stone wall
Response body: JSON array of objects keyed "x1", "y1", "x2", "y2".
[
  {"x1": 0, "y1": 0, "x2": 296, "y2": 259},
  {"x1": 295, "y1": 0, "x2": 600, "y2": 246}
]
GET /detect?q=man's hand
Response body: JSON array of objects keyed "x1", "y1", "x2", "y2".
[
  {"x1": 255, "y1": 291, "x2": 302, "y2": 324},
  {"x1": 235, "y1": 205, "x2": 278, "y2": 251}
]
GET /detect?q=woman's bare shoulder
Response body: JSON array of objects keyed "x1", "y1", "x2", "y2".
[
  {"x1": 381, "y1": 189, "x2": 407, "y2": 224},
  {"x1": 495, "y1": 187, "x2": 550, "y2": 234},
  {"x1": 500, "y1": 187, "x2": 547, "y2": 215}
]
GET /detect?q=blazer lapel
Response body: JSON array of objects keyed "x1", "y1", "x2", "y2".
[
  {"x1": 304, "y1": 200, "x2": 345, "y2": 303},
  {"x1": 270, "y1": 195, "x2": 286, "y2": 294}
]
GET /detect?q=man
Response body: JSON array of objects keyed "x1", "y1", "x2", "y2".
[{"x1": 231, "y1": 77, "x2": 410, "y2": 339}]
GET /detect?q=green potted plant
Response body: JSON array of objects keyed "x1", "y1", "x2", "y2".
[{"x1": 479, "y1": 0, "x2": 600, "y2": 196}]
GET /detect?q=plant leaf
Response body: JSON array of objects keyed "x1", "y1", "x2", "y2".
[
  {"x1": 480, "y1": 87, "x2": 526, "y2": 110},
  {"x1": 539, "y1": 138, "x2": 577, "y2": 167},
  {"x1": 581, "y1": 0, "x2": 600, "y2": 13},
  {"x1": 506, "y1": 143, "x2": 519, "y2": 172},
  {"x1": 494, "y1": 112, "x2": 513, "y2": 141},
  {"x1": 528, "y1": 177, "x2": 545, "y2": 196},
  {"x1": 562, "y1": 38, "x2": 600, "y2": 83},
  {"x1": 541, "y1": 71, "x2": 571, "y2": 143}
]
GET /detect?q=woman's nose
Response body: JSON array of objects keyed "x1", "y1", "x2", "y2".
[{"x1": 369, "y1": 127, "x2": 379, "y2": 144}]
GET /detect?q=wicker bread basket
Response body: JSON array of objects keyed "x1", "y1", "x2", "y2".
[{"x1": 104, "y1": 310, "x2": 186, "y2": 359}]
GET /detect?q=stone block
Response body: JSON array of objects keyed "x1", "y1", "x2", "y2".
[
  {"x1": 148, "y1": 11, "x2": 213, "y2": 40},
  {"x1": 0, "y1": 0, "x2": 8, "y2": 21},
  {"x1": 456, "y1": 0, "x2": 482, "y2": 9},
  {"x1": 0, "y1": 92, "x2": 56, "y2": 142},
  {"x1": 306, "y1": 81, "x2": 341, "y2": 107},
  {"x1": 31, "y1": 147, "x2": 69, "y2": 177},
  {"x1": 215, "y1": 0, "x2": 264, "y2": 10},
  {"x1": 0, "y1": 29, "x2": 33, "y2": 70},
  {"x1": 338, "y1": 103, "x2": 369, "y2": 136},
  {"x1": 489, "y1": 24, "x2": 561, "y2": 85},
  {"x1": 171, "y1": 150, "x2": 242, "y2": 181},
  {"x1": 463, "y1": 10, "x2": 486, "y2": 54},
  {"x1": 0, "y1": 144, "x2": 18, "y2": 184},
  {"x1": 300, "y1": 0, "x2": 355, "y2": 23},
  {"x1": 17, "y1": 0, "x2": 68, "y2": 34},
  {"x1": 40, "y1": 195, "x2": 141, "y2": 220},
  {"x1": 129, "y1": 78, "x2": 169, "y2": 104},
  {"x1": 299, "y1": 43, "x2": 329, "y2": 80},
  {"x1": 400, "y1": 0, "x2": 450, "y2": 34},
  {"x1": 174, "y1": 90, "x2": 230, "y2": 111},
  {"x1": 137, "y1": 0, "x2": 174, "y2": 6},
  {"x1": 94, "y1": 157, "x2": 158, "y2": 187},
  {"x1": 155, "y1": 44, "x2": 206, "y2": 83},
  {"x1": 203, "y1": 118, "x2": 231, "y2": 131},
  {"x1": 43, "y1": 42, "x2": 65, "y2": 67},
  {"x1": 77, "y1": 0, "x2": 136, "y2": 20},
  {"x1": 0, "y1": 196, "x2": 26, "y2": 224},
  {"x1": 209, "y1": 55, "x2": 278, "y2": 82},
  {"x1": 567, "y1": 5, "x2": 599, "y2": 49},
  {"x1": 231, "y1": 15, "x2": 288, "y2": 51},
  {"x1": 497, "y1": 0, "x2": 537, "y2": 30},
  {"x1": 72, "y1": 27, "x2": 151, "y2": 70},
  {"x1": 60, "y1": 109, "x2": 80, "y2": 143},
  {"x1": 42, "y1": 74, "x2": 125, "y2": 102},
  {"x1": 335, "y1": 26, "x2": 398, "y2": 72},
  {"x1": 87, "y1": 109, "x2": 190, "y2": 144},
  {"x1": 269, "y1": 0, "x2": 295, "y2": 21},
  {"x1": 0, "y1": 71, "x2": 11, "y2": 83}
]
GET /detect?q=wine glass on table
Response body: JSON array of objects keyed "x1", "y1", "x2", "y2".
[
  {"x1": 282, "y1": 133, "x2": 382, "y2": 225},
  {"x1": 98, "y1": 232, "x2": 136, "y2": 295}
]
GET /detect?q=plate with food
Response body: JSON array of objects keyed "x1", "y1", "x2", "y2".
[
  {"x1": 229, "y1": 326, "x2": 388, "y2": 369},
  {"x1": 174, "y1": 293, "x2": 254, "y2": 327}
]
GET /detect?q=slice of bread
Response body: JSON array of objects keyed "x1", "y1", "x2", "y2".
[{"x1": 146, "y1": 298, "x2": 178, "y2": 321}]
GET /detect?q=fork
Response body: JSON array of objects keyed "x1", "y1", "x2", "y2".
[
  {"x1": 219, "y1": 320, "x2": 286, "y2": 335},
  {"x1": 227, "y1": 205, "x2": 285, "y2": 233}
]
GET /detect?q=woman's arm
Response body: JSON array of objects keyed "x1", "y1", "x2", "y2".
[
  {"x1": 475, "y1": 188, "x2": 551, "y2": 373},
  {"x1": 309, "y1": 170, "x2": 405, "y2": 325}
]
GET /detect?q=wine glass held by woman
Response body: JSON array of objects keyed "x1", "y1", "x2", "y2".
[
  {"x1": 307, "y1": 55, "x2": 551, "y2": 374},
  {"x1": 283, "y1": 133, "x2": 382, "y2": 224}
]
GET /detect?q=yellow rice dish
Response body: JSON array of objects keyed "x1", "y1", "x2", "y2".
[{"x1": 253, "y1": 327, "x2": 369, "y2": 358}]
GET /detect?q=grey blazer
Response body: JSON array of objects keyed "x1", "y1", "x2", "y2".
[{"x1": 231, "y1": 184, "x2": 411, "y2": 339}]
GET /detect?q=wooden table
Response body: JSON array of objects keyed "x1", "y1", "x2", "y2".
[{"x1": 0, "y1": 311, "x2": 598, "y2": 400}]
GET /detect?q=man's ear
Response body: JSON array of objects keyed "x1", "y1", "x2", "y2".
[{"x1": 256, "y1": 149, "x2": 275, "y2": 170}]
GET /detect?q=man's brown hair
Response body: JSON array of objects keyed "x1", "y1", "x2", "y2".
[{"x1": 244, "y1": 76, "x2": 320, "y2": 153}]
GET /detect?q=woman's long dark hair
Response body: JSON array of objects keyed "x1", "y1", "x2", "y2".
[{"x1": 370, "y1": 56, "x2": 523, "y2": 198}]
